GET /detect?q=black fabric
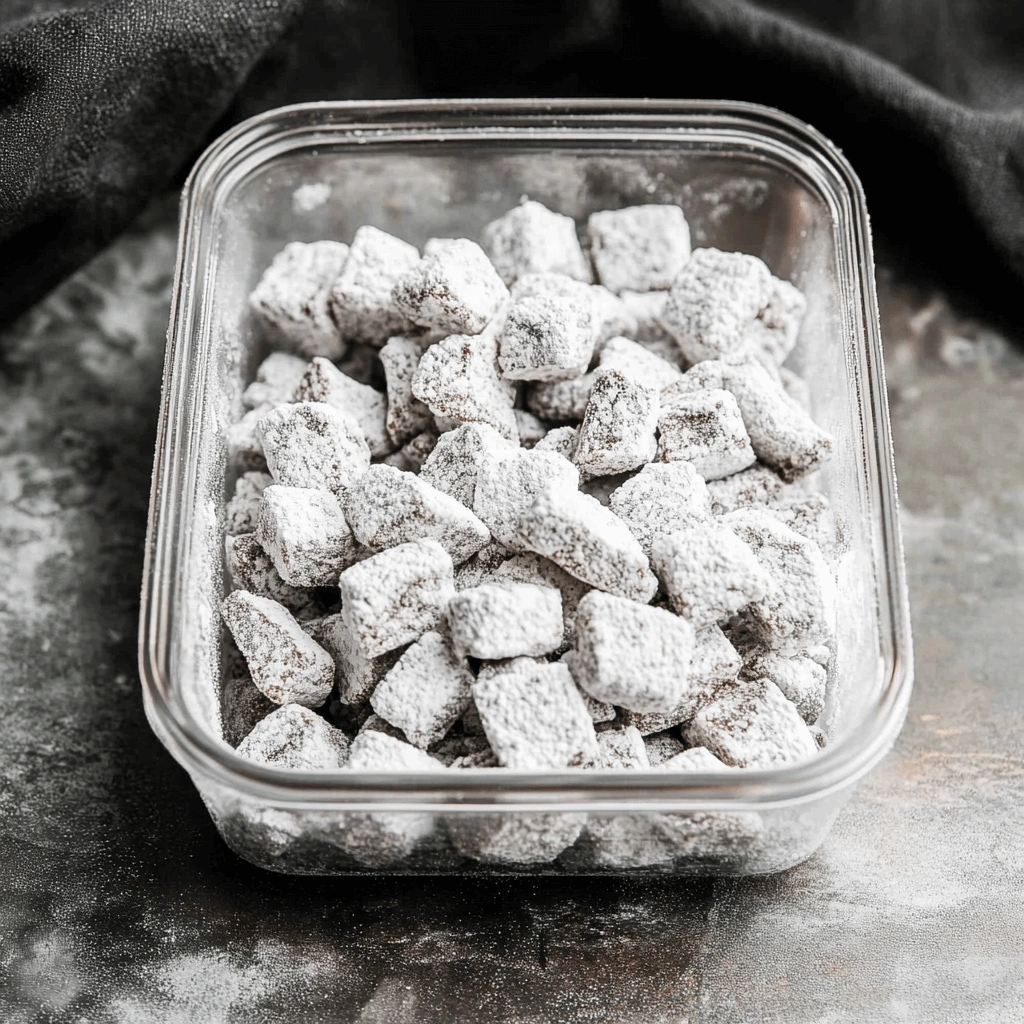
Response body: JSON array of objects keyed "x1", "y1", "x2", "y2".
[{"x1": 3, "y1": 0, "x2": 1024, "y2": 329}]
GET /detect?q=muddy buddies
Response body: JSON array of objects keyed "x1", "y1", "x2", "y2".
[{"x1": 220, "y1": 198, "x2": 842, "y2": 868}]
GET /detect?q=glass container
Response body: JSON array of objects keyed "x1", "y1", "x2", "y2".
[{"x1": 139, "y1": 99, "x2": 913, "y2": 875}]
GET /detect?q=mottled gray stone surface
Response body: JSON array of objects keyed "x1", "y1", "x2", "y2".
[{"x1": 2, "y1": 213, "x2": 1023, "y2": 1022}]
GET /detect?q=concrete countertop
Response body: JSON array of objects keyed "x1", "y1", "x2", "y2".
[{"x1": 1, "y1": 208, "x2": 1022, "y2": 1022}]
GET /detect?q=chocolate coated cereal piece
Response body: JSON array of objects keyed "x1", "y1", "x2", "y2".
[
  {"x1": 654, "y1": 746, "x2": 732, "y2": 771},
  {"x1": 338, "y1": 538, "x2": 455, "y2": 658},
  {"x1": 650, "y1": 522, "x2": 770, "y2": 629},
  {"x1": 472, "y1": 659, "x2": 599, "y2": 769},
  {"x1": 370, "y1": 631, "x2": 475, "y2": 748},
  {"x1": 763, "y1": 492, "x2": 839, "y2": 560},
  {"x1": 654, "y1": 807, "x2": 764, "y2": 863},
  {"x1": 419, "y1": 422, "x2": 513, "y2": 509},
  {"x1": 682, "y1": 677, "x2": 818, "y2": 768},
  {"x1": 448, "y1": 749, "x2": 502, "y2": 770},
  {"x1": 447, "y1": 812, "x2": 587, "y2": 865},
  {"x1": 304, "y1": 613, "x2": 403, "y2": 704},
  {"x1": 618, "y1": 290, "x2": 688, "y2": 368},
  {"x1": 226, "y1": 405, "x2": 273, "y2": 473},
  {"x1": 587, "y1": 204, "x2": 692, "y2": 293},
  {"x1": 293, "y1": 356, "x2": 392, "y2": 457},
  {"x1": 720, "y1": 359, "x2": 834, "y2": 481},
  {"x1": 656, "y1": 388, "x2": 756, "y2": 480},
  {"x1": 225, "y1": 470, "x2": 272, "y2": 536},
  {"x1": 644, "y1": 731, "x2": 687, "y2": 765},
  {"x1": 706, "y1": 463, "x2": 787, "y2": 515},
  {"x1": 343, "y1": 464, "x2": 490, "y2": 564},
  {"x1": 243, "y1": 351, "x2": 310, "y2": 410},
  {"x1": 573, "y1": 368, "x2": 659, "y2": 477},
  {"x1": 225, "y1": 533, "x2": 320, "y2": 621},
  {"x1": 659, "y1": 359, "x2": 727, "y2": 405},
  {"x1": 236, "y1": 703, "x2": 350, "y2": 770},
  {"x1": 722, "y1": 507, "x2": 836, "y2": 653},
  {"x1": 499, "y1": 294, "x2": 592, "y2": 381},
  {"x1": 516, "y1": 483, "x2": 659, "y2": 602},
  {"x1": 741, "y1": 276, "x2": 806, "y2": 366},
  {"x1": 512, "y1": 273, "x2": 636, "y2": 346},
  {"x1": 532, "y1": 424, "x2": 577, "y2": 460},
  {"x1": 348, "y1": 728, "x2": 444, "y2": 771},
  {"x1": 660, "y1": 248, "x2": 774, "y2": 363},
  {"x1": 255, "y1": 484, "x2": 359, "y2": 586},
  {"x1": 336, "y1": 730, "x2": 445, "y2": 866},
  {"x1": 620, "y1": 624, "x2": 742, "y2": 735},
  {"x1": 382, "y1": 430, "x2": 439, "y2": 473},
  {"x1": 587, "y1": 282, "x2": 640, "y2": 344},
  {"x1": 571, "y1": 590, "x2": 695, "y2": 713},
  {"x1": 481, "y1": 200, "x2": 591, "y2": 285},
  {"x1": 448, "y1": 582, "x2": 563, "y2": 659},
  {"x1": 430, "y1": 731, "x2": 493, "y2": 766},
  {"x1": 474, "y1": 446, "x2": 580, "y2": 551},
  {"x1": 525, "y1": 373, "x2": 595, "y2": 423},
  {"x1": 475, "y1": 655, "x2": 547, "y2": 685},
  {"x1": 379, "y1": 334, "x2": 435, "y2": 445},
  {"x1": 221, "y1": 652, "x2": 277, "y2": 748},
  {"x1": 608, "y1": 461, "x2": 712, "y2": 556},
  {"x1": 411, "y1": 331, "x2": 518, "y2": 441},
  {"x1": 357, "y1": 712, "x2": 407, "y2": 742},
  {"x1": 249, "y1": 241, "x2": 350, "y2": 359},
  {"x1": 393, "y1": 238, "x2": 508, "y2": 335},
  {"x1": 221, "y1": 590, "x2": 334, "y2": 707},
  {"x1": 328, "y1": 226, "x2": 420, "y2": 345},
  {"x1": 256, "y1": 401, "x2": 370, "y2": 497},
  {"x1": 453, "y1": 543, "x2": 511, "y2": 591},
  {"x1": 494, "y1": 552, "x2": 590, "y2": 652},
  {"x1": 514, "y1": 409, "x2": 549, "y2": 447},
  {"x1": 740, "y1": 647, "x2": 827, "y2": 724},
  {"x1": 597, "y1": 335, "x2": 683, "y2": 393},
  {"x1": 594, "y1": 725, "x2": 650, "y2": 769},
  {"x1": 578, "y1": 814, "x2": 676, "y2": 869},
  {"x1": 580, "y1": 689, "x2": 617, "y2": 724}
]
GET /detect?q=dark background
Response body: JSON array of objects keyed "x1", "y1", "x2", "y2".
[{"x1": 2, "y1": 0, "x2": 1024, "y2": 333}]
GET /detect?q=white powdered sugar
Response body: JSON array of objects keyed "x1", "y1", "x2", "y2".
[
  {"x1": 221, "y1": 590, "x2": 334, "y2": 707},
  {"x1": 255, "y1": 401, "x2": 370, "y2": 497},
  {"x1": 293, "y1": 356, "x2": 393, "y2": 458},
  {"x1": 411, "y1": 330, "x2": 519, "y2": 441},
  {"x1": 570, "y1": 590, "x2": 695, "y2": 713},
  {"x1": 482, "y1": 200, "x2": 591, "y2": 285},
  {"x1": 448, "y1": 581, "x2": 563, "y2": 659},
  {"x1": 370, "y1": 631, "x2": 475, "y2": 748},
  {"x1": 472, "y1": 658, "x2": 598, "y2": 769},
  {"x1": 343, "y1": 464, "x2": 490, "y2": 564},
  {"x1": 587, "y1": 204, "x2": 692, "y2": 293},
  {"x1": 249, "y1": 240, "x2": 349, "y2": 359}
]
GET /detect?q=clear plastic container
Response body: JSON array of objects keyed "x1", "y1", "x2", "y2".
[{"x1": 138, "y1": 99, "x2": 913, "y2": 875}]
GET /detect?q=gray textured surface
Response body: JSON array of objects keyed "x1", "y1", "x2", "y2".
[{"x1": 2, "y1": 212, "x2": 1023, "y2": 1022}]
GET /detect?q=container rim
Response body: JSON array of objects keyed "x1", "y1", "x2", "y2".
[{"x1": 139, "y1": 98, "x2": 913, "y2": 812}]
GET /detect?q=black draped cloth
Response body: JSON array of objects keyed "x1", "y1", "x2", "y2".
[{"x1": 3, "y1": 0, "x2": 1024, "y2": 329}]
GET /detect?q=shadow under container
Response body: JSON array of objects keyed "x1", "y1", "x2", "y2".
[{"x1": 139, "y1": 99, "x2": 913, "y2": 875}]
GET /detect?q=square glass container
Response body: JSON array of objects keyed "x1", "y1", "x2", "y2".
[{"x1": 139, "y1": 99, "x2": 913, "y2": 875}]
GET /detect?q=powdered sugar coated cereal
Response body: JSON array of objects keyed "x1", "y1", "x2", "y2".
[
  {"x1": 393, "y1": 237, "x2": 508, "y2": 335},
  {"x1": 328, "y1": 225, "x2": 420, "y2": 345},
  {"x1": 482, "y1": 200, "x2": 591, "y2": 285},
  {"x1": 256, "y1": 401, "x2": 370, "y2": 497},
  {"x1": 249, "y1": 241, "x2": 349, "y2": 359},
  {"x1": 588, "y1": 204, "x2": 692, "y2": 293},
  {"x1": 221, "y1": 590, "x2": 334, "y2": 707},
  {"x1": 343, "y1": 464, "x2": 490, "y2": 564}
]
